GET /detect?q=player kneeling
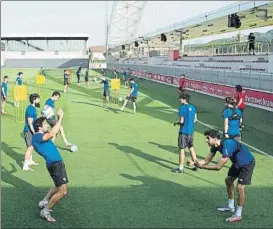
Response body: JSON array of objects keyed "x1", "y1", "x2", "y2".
[{"x1": 32, "y1": 110, "x2": 68, "y2": 222}]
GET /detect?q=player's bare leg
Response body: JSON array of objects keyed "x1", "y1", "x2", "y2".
[
  {"x1": 2, "y1": 100, "x2": 7, "y2": 114},
  {"x1": 40, "y1": 184, "x2": 67, "y2": 222},
  {"x1": 133, "y1": 102, "x2": 136, "y2": 114},
  {"x1": 23, "y1": 145, "x2": 37, "y2": 171},
  {"x1": 38, "y1": 187, "x2": 58, "y2": 209},
  {"x1": 120, "y1": 99, "x2": 128, "y2": 111}
]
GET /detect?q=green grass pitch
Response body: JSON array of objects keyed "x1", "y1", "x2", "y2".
[{"x1": 1, "y1": 68, "x2": 273, "y2": 228}]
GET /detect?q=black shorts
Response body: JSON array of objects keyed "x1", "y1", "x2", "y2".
[
  {"x1": 47, "y1": 161, "x2": 69, "y2": 187},
  {"x1": 228, "y1": 135, "x2": 241, "y2": 142},
  {"x1": 178, "y1": 133, "x2": 194, "y2": 149},
  {"x1": 249, "y1": 43, "x2": 255, "y2": 51},
  {"x1": 126, "y1": 95, "x2": 137, "y2": 102},
  {"x1": 228, "y1": 159, "x2": 255, "y2": 185},
  {"x1": 85, "y1": 77, "x2": 89, "y2": 82},
  {"x1": 47, "y1": 116, "x2": 57, "y2": 127},
  {"x1": 103, "y1": 89, "x2": 110, "y2": 97},
  {"x1": 64, "y1": 79, "x2": 69, "y2": 85},
  {"x1": 1, "y1": 95, "x2": 6, "y2": 102},
  {"x1": 24, "y1": 131, "x2": 33, "y2": 147}
]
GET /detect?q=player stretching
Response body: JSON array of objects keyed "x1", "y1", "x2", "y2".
[
  {"x1": 42, "y1": 91, "x2": 73, "y2": 148},
  {"x1": 223, "y1": 97, "x2": 243, "y2": 142},
  {"x1": 32, "y1": 111, "x2": 68, "y2": 222},
  {"x1": 1, "y1": 76, "x2": 8, "y2": 115},
  {"x1": 172, "y1": 93, "x2": 198, "y2": 173},
  {"x1": 120, "y1": 78, "x2": 138, "y2": 114},
  {"x1": 195, "y1": 129, "x2": 255, "y2": 223},
  {"x1": 23, "y1": 93, "x2": 40, "y2": 171},
  {"x1": 63, "y1": 69, "x2": 69, "y2": 93},
  {"x1": 100, "y1": 77, "x2": 110, "y2": 108}
]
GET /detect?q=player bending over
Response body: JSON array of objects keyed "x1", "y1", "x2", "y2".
[
  {"x1": 120, "y1": 78, "x2": 138, "y2": 114},
  {"x1": 195, "y1": 129, "x2": 255, "y2": 223},
  {"x1": 41, "y1": 91, "x2": 73, "y2": 148},
  {"x1": 173, "y1": 93, "x2": 198, "y2": 173},
  {"x1": 32, "y1": 111, "x2": 69, "y2": 222},
  {"x1": 223, "y1": 97, "x2": 243, "y2": 142},
  {"x1": 100, "y1": 77, "x2": 110, "y2": 108}
]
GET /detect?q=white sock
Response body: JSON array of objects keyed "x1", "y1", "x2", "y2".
[
  {"x1": 235, "y1": 206, "x2": 243, "y2": 217},
  {"x1": 133, "y1": 103, "x2": 136, "y2": 113},
  {"x1": 228, "y1": 199, "x2": 235, "y2": 208},
  {"x1": 179, "y1": 165, "x2": 184, "y2": 170}
]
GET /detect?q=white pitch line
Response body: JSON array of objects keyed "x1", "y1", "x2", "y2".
[{"x1": 137, "y1": 90, "x2": 273, "y2": 159}]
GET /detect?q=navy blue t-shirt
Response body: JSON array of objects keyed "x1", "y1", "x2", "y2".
[
  {"x1": 179, "y1": 104, "x2": 197, "y2": 135},
  {"x1": 24, "y1": 105, "x2": 37, "y2": 132},
  {"x1": 32, "y1": 133, "x2": 63, "y2": 165},
  {"x1": 103, "y1": 79, "x2": 109, "y2": 90},
  {"x1": 211, "y1": 139, "x2": 254, "y2": 167},
  {"x1": 16, "y1": 77, "x2": 23, "y2": 86},
  {"x1": 1, "y1": 82, "x2": 8, "y2": 97},
  {"x1": 223, "y1": 108, "x2": 242, "y2": 136}
]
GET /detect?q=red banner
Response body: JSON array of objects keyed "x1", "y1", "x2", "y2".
[{"x1": 130, "y1": 70, "x2": 273, "y2": 110}]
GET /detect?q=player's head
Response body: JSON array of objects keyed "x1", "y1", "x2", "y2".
[
  {"x1": 51, "y1": 91, "x2": 61, "y2": 101},
  {"x1": 204, "y1": 129, "x2": 221, "y2": 147},
  {"x1": 18, "y1": 72, "x2": 23, "y2": 77},
  {"x1": 179, "y1": 92, "x2": 190, "y2": 104},
  {"x1": 225, "y1": 97, "x2": 236, "y2": 107},
  {"x1": 33, "y1": 117, "x2": 48, "y2": 133},
  {"x1": 3, "y1": 76, "x2": 8, "y2": 82},
  {"x1": 235, "y1": 85, "x2": 243, "y2": 92},
  {"x1": 130, "y1": 78, "x2": 134, "y2": 83},
  {"x1": 79, "y1": 66, "x2": 82, "y2": 70},
  {"x1": 29, "y1": 93, "x2": 40, "y2": 107},
  {"x1": 181, "y1": 74, "x2": 185, "y2": 78}
]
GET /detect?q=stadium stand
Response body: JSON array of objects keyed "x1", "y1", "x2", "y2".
[{"x1": 1, "y1": 34, "x2": 89, "y2": 68}]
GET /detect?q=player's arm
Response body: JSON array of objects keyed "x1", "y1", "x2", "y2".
[
  {"x1": 27, "y1": 117, "x2": 35, "y2": 134},
  {"x1": 237, "y1": 95, "x2": 243, "y2": 108},
  {"x1": 196, "y1": 156, "x2": 229, "y2": 171},
  {"x1": 195, "y1": 152, "x2": 215, "y2": 165},
  {"x1": 194, "y1": 113, "x2": 197, "y2": 123},
  {"x1": 224, "y1": 118, "x2": 229, "y2": 135},
  {"x1": 42, "y1": 109, "x2": 64, "y2": 141}
]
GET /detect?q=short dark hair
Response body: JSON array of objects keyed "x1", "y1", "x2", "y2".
[
  {"x1": 33, "y1": 117, "x2": 47, "y2": 133},
  {"x1": 18, "y1": 72, "x2": 23, "y2": 76},
  {"x1": 29, "y1": 93, "x2": 40, "y2": 104},
  {"x1": 52, "y1": 91, "x2": 61, "y2": 97},
  {"x1": 4, "y1": 76, "x2": 8, "y2": 80},
  {"x1": 235, "y1": 85, "x2": 243, "y2": 92},
  {"x1": 225, "y1": 96, "x2": 236, "y2": 105},
  {"x1": 179, "y1": 92, "x2": 190, "y2": 103},
  {"x1": 129, "y1": 78, "x2": 134, "y2": 81},
  {"x1": 204, "y1": 129, "x2": 221, "y2": 139}
]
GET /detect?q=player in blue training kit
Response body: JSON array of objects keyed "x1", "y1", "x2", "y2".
[
  {"x1": 42, "y1": 91, "x2": 73, "y2": 147},
  {"x1": 32, "y1": 111, "x2": 68, "y2": 222},
  {"x1": 76, "y1": 67, "x2": 81, "y2": 84},
  {"x1": 120, "y1": 78, "x2": 138, "y2": 114},
  {"x1": 23, "y1": 93, "x2": 40, "y2": 171},
  {"x1": 195, "y1": 129, "x2": 255, "y2": 223},
  {"x1": 1, "y1": 76, "x2": 8, "y2": 114},
  {"x1": 100, "y1": 77, "x2": 110, "y2": 108},
  {"x1": 223, "y1": 97, "x2": 243, "y2": 142},
  {"x1": 173, "y1": 93, "x2": 198, "y2": 173}
]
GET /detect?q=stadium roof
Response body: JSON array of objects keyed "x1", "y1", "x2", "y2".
[
  {"x1": 109, "y1": 1, "x2": 273, "y2": 50},
  {"x1": 1, "y1": 33, "x2": 89, "y2": 39}
]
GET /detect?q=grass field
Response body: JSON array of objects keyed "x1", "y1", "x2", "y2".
[{"x1": 1, "y1": 68, "x2": 273, "y2": 228}]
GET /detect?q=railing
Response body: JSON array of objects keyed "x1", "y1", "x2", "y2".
[
  {"x1": 184, "y1": 41, "x2": 273, "y2": 56},
  {"x1": 107, "y1": 62, "x2": 273, "y2": 92}
]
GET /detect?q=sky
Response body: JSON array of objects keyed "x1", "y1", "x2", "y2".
[{"x1": 1, "y1": 1, "x2": 272, "y2": 46}]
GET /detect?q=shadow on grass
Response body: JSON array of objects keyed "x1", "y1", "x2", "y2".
[
  {"x1": 2, "y1": 165, "x2": 272, "y2": 228},
  {"x1": 1, "y1": 142, "x2": 23, "y2": 168}
]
